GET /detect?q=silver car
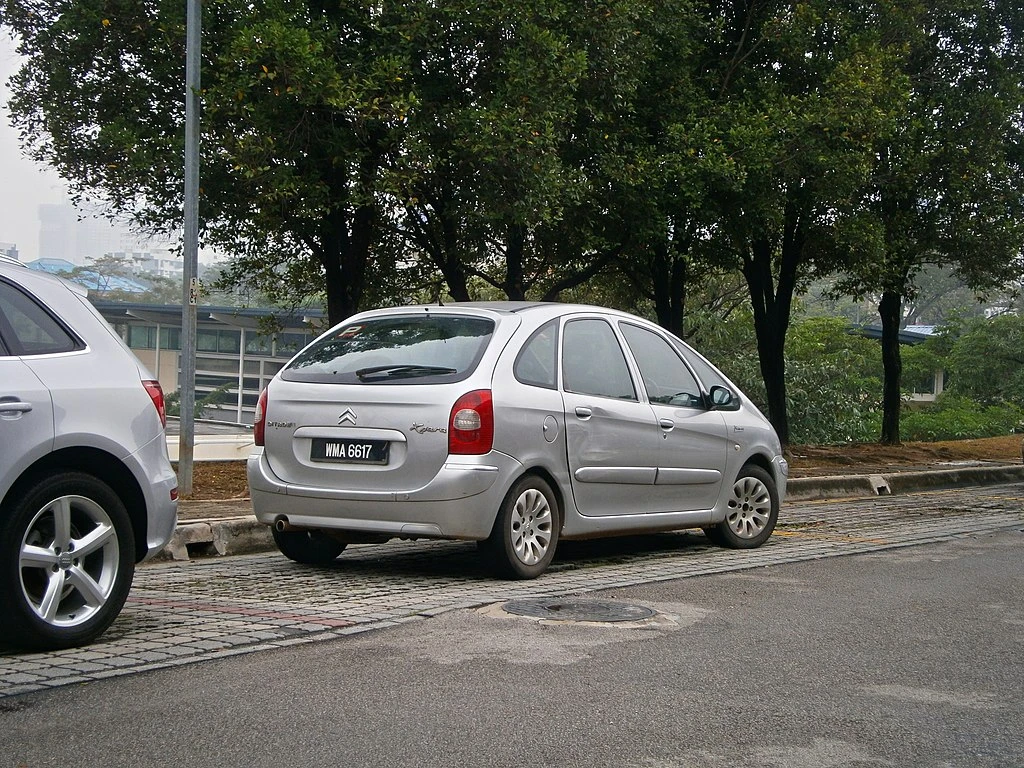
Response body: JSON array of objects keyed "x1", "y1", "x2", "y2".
[
  {"x1": 0, "y1": 257, "x2": 178, "y2": 650},
  {"x1": 248, "y1": 302, "x2": 787, "y2": 578}
]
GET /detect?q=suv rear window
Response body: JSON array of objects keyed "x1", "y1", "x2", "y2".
[{"x1": 282, "y1": 314, "x2": 495, "y2": 384}]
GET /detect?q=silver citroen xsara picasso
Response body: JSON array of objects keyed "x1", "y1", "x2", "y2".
[{"x1": 248, "y1": 303, "x2": 787, "y2": 578}]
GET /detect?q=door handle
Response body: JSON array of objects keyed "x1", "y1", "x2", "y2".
[
  {"x1": 574, "y1": 406, "x2": 592, "y2": 420},
  {"x1": 0, "y1": 401, "x2": 33, "y2": 415},
  {"x1": 659, "y1": 418, "x2": 675, "y2": 432}
]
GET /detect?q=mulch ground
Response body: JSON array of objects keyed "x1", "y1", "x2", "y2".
[{"x1": 176, "y1": 434, "x2": 1024, "y2": 501}]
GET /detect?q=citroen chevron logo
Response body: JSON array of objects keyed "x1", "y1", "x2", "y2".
[{"x1": 338, "y1": 408, "x2": 357, "y2": 426}]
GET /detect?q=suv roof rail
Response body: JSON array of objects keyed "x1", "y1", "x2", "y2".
[{"x1": 0, "y1": 253, "x2": 26, "y2": 267}]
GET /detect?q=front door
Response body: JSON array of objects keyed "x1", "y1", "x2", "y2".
[{"x1": 618, "y1": 321, "x2": 728, "y2": 512}]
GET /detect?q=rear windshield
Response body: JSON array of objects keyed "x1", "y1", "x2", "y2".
[{"x1": 282, "y1": 314, "x2": 495, "y2": 384}]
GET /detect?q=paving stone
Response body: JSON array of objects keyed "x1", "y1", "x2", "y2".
[{"x1": 1, "y1": 482, "x2": 1022, "y2": 698}]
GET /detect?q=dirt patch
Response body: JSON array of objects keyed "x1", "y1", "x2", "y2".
[
  {"x1": 178, "y1": 461, "x2": 251, "y2": 501},
  {"x1": 175, "y1": 434, "x2": 1024, "y2": 501},
  {"x1": 789, "y1": 434, "x2": 1024, "y2": 477}
]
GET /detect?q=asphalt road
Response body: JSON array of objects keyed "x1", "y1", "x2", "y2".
[{"x1": 1, "y1": 485, "x2": 1023, "y2": 767}]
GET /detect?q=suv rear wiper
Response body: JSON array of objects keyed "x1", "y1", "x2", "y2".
[{"x1": 355, "y1": 364, "x2": 458, "y2": 380}]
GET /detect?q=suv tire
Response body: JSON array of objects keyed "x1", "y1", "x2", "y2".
[{"x1": 0, "y1": 472, "x2": 135, "y2": 651}]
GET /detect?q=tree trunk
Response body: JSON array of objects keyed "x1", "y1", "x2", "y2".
[
  {"x1": 743, "y1": 238, "x2": 790, "y2": 446},
  {"x1": 740, "y1": 193, "x2": 803, "y2": 447},
  {"x1": 878, "y1": 290, "x2": 903, "y2": 445},
  {"x1": 650, "y1": 244, "x2": 687, "y2": 337},
  {"x1": 503, "y1": 225, "x2": 526, "y2": 300},
  {"x1": 320, "y1": 203, "x2": 372, "y2": 327}
]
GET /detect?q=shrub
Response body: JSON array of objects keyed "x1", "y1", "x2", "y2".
[{"x1": 900, "y1": 395, "x2": 1024, "y2": 441}]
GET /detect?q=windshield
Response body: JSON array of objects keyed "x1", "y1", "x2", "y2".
[{"x1": 282, "y1": 314, "x2": 495, "y2": 384}]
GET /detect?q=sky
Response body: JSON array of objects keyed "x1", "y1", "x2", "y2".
[
  {"x1": 0, "y1": 33, "x2": 68, "y2": 260},
  {"x1": 0, "y1": 33, "x2": 221, "y2": 264}
]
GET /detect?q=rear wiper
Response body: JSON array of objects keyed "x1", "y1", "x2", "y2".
[{"x1": 355, "y1": 364, "x2": 458, "y2": 380}]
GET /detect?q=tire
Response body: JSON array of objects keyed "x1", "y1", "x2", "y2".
[
  {"x1": 705, "y1": 464, "x2": 779, "y2": 549},
  {"x1": 0, "y1": 472, "x2": 136, "y2": 651},
  {"x1": 482, "y1": 475, "x2": 560, "y2": 580},
  {"x1": 272, "y1": 527, "x2": 347, "y2": 564}
]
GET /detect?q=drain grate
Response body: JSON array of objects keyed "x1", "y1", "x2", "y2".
[{"x1": 502, "y1": 598, "x2": 656, "y2": 623}]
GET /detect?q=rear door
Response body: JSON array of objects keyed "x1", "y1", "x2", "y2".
[
  {"x1": 0, "y1": 279, "x2": 58, "y2": 493},
  {"x1": 262, "y1": 312, "x2": 497, "y2": 493},
  {"x1": 560, "y1": 316, "x2": 663, "y2": 517}
]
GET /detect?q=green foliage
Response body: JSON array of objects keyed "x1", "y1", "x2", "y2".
[
  {"x1": 945, "y1": 315, "x2": 1024, "y2": 407},
  {"x1": 900, "y1": 396, "x2": 1024, "y2": 442},
  {"x1": 3, "y1": 0, "x2": 1023, "y2": 445},
  {"x1": 165, "y1": 384, "x2": 233, "y2": 419},
  {"x1": 697, "y1": 313, "x2": 882, "y2": 444},
  {"x1": 781, "y1": 318, "x2": 882, "y2": 444},
  {"x1": 830, "y1": 0, "x2": 1024, "y2": 442}
]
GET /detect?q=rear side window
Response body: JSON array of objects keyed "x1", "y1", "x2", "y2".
[
  {"x1": 0, "y1": 280, "x2": 82, "y2": 356},
  {"x1": 514, "y1": 319, "x2": 558, "y2": 389},
  {"x1": 283, "y1": 314, "x2": 495, "y2": 384}
]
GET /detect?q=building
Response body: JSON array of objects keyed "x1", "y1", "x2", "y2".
[
  {"x1": 25, "y1": 258, "x2": 150, "y2": 293},
  {"x1": 0, "y1": 242, "x2": 18, "y2": 261},
  {"x1": 92, "y1": 301, "x2": 327, "y2": 424},
  {"x1": 129, "y1": 250, "x2": 184, "y2": 280},
  {"x1": 854, "y1": 324, "x2": 944, "y2": 403},
  {"x1": 38, "y1": 203, "x2": 165, "y2": 266}
]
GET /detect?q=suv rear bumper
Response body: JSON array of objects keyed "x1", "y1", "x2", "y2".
[{"x1": 247, "y1": 448, "x2": 522, "y2": 540}]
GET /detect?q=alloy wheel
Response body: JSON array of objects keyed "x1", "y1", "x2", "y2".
[{"x1": 19, "y1": 495, "x2": 120, "y2": 628}]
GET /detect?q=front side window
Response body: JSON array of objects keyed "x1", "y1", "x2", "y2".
[
  {"x1": 0, "y1": 280, "x2": 82, "y2": 356},
  {"x1": 283, "y1": 314, "x2": 495, "y2": 384},
  {"x1": 672, "y1": 338, "x2": 741, "y2": 411},
  {"x1": 562, "y1": 318, "x2": 636, "y2": 400},
  {"x1": 621, "y1": 322, "x2": 703, "y2": 408}
]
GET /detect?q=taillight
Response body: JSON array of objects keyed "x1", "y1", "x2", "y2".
[
  {"x1": 448, "y1": 390, "x2": 493, "y2": 455},
  {"x1": 254, "y1": 388, "x2": 268, "y2": 447},
  {"x1": 143, "y1": 380, "x2": 167, "y2": 428}
]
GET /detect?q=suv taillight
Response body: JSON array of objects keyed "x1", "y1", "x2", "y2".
[
  {"x1": 254, "y1": 388, "x2": 268, "y2": 446},
  {"x1": 143, "y1": 380, "x2": 167, "y2": 428},
  {"x1": 448, "y1": 390, "x2": 493, "y2": 455}
]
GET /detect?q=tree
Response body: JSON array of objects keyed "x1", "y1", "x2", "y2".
[
  {"x1": 2, "y1": 0, "x2": 419, "y2": 325},
  {"x1": 695, "y1": 0, "x2": 905, "y2": 445},
  {"x1": 834, "y1": 0, "x2": 1024, "y2": 443},
  {"x1": 946, "y1": 315, "x2": 1024, "y2": 407},
  {"x1": 395, "y1": 0, "x2": 670, "y2": 304}
]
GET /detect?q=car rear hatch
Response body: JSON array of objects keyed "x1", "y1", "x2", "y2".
[{"x1": 261, "y1": 310, "x2": 510, "y2": 492}]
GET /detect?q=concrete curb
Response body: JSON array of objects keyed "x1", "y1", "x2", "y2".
[
  {"x1": 158, "y1": 464, "x2": 1024, "y2": 561},
  {"x1": 786, "y1": 464, "x2": 1024, "y2": 501}
]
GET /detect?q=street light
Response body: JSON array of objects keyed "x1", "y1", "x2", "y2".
[{"x1": 179, "y1": 0, "x2": 201, "y2": 494}]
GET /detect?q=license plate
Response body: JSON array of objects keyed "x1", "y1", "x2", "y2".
[{"x1": 310, "y1": 438, "x2": 390, "y2": 464}]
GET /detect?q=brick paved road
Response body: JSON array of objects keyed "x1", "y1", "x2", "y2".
[{"x1": 2, "y1": 483, "x2": 1022, "y2": 698}]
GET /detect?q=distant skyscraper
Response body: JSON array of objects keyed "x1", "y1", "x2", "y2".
[
  {"x1": 0, "y1": 242, "x2": 18, "y2": 260},
  {"x1": 38, "y1": 203, "x2": 150, "y2": 266}
]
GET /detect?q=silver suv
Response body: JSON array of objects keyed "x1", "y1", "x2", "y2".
[
  {"x1": 249, "y1": 303, "x2": 787, "y2": 578},
  {"x1": 0, "y1": 257, "x2": 178, "y2": 650}
]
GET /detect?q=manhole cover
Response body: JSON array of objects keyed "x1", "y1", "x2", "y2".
[{"x1": 502, "y1": 598, "x2": 656, "y2": 623}]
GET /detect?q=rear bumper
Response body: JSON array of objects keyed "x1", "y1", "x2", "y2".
[
  {"x1": 247, "y1": 448, "x2": 521, "y2": 540},
  {"x1": 132, "y1": 432, "x2": 179, "y2": 560}
]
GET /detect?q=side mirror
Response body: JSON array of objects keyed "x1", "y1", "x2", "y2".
[{"x1": 709, "y1": 385, "x2": 735, "y2": 409}]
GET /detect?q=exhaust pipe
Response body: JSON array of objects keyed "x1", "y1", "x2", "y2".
[{"x1": 273, "y1": 516, "x2": 297, "y2": 532}]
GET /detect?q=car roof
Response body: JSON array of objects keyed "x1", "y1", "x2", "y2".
[{"x1": 373, "y1": 301, "x2": 637, "y2": 318}]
